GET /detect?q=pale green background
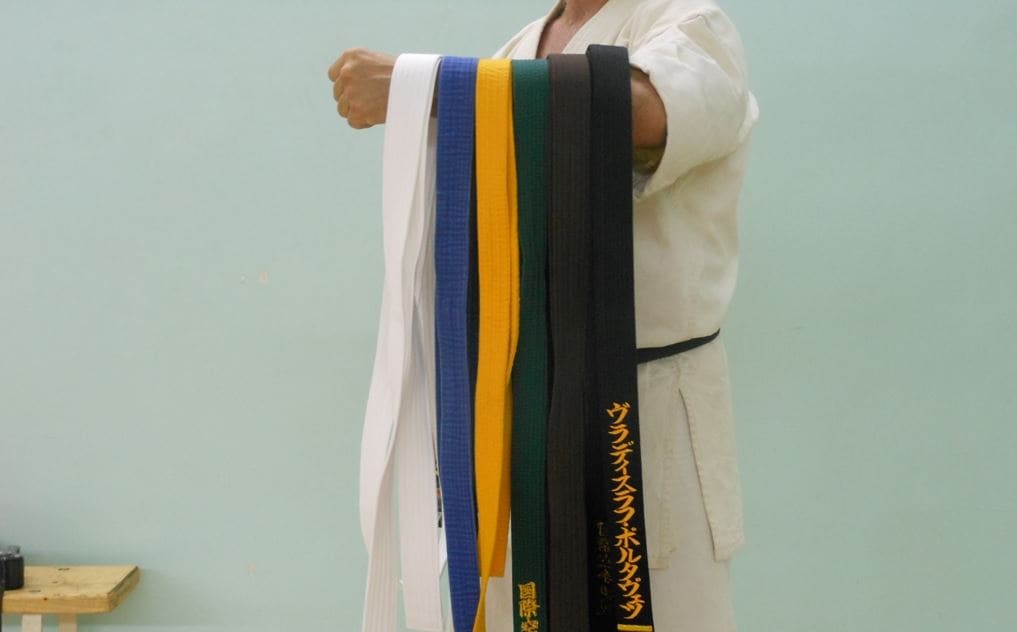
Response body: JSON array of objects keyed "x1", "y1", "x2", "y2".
[{"x1": 2, "y1": 0, "x2": 1015, "y2": 630}]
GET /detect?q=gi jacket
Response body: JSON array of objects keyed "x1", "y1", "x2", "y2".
[{"x1": 493, "y1": 0, "x2": 759, "y2": 563}]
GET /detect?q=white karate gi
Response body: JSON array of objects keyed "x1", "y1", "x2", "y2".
[{"x1": 481, "y1": 1, "x2": 759, "y2": 630}]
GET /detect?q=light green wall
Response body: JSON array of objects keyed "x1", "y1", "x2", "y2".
[{"x1": 2, "y1": 1, "x2": 1014, "y2": 630}]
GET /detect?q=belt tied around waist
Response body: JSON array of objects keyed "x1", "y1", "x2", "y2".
[{"x1": 636, "y1": 329, "x2": 720, "y2": 365}]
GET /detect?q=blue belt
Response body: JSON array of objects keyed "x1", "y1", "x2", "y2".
[{"x1": 435, "y1": 55, "x2": 481, "y2": 632}]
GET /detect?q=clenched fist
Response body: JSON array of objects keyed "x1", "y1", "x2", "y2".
[{"x1": 327, "y1": 48, "x2": 396, "y2": 129}]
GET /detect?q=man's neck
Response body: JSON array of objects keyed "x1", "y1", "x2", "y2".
[{"x1": 559, "y1": 0, "x2": 609, "y2": 26}]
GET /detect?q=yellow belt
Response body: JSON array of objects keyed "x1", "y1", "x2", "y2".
[{"x1": 473, "y1": 58, "x2": 519, "y2": 632}]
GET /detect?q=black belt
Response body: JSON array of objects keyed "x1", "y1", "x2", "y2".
[
  {"x1": 636, "y1": 329, "x2": 721, "y2": 365},
  {"x1": 586, "y1": 44, "x2": 656, "y2": 631},
  {"x1": 547, "y1": 46, "x2": 722, "y2": 631},
  {"x1": 547, "y1": 51, "x2": 593, "y2": 632}
]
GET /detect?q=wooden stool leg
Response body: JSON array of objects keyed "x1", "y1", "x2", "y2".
[
  {"x1": 58, "y1": 614, "x2": 79, "y2": 632},
  {"x1": 22, "y1": 614, "x2": 43, "y2": 632}
]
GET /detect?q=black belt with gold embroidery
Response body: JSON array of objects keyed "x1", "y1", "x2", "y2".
[
  {"x1": 586, "y1": 44, "x2": 656, "y2": 632},
  {"x1": 548, "y1": 46, "x2": 722, "y2": 632}
]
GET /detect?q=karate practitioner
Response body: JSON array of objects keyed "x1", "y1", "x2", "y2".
[{"x1": 328, "y1": 1, "x2": 758, "y2": 629}]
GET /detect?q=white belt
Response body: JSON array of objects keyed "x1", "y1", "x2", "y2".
[{"x1": 359, "y1": 52, "x2": 445, "y2": 632}]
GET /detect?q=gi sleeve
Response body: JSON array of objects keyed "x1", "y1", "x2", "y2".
[{"x1": 627, "y1": 8, "x2": 757, "y2": 200}]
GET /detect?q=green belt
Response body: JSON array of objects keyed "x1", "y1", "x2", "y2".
[{"x1": 509, "y1": 59, "x2": 551, "y2": 632}]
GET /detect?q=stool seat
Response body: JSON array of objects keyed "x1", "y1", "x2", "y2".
[{"x1": 2, "y1": 566, "x2": 139, "y2": 631}]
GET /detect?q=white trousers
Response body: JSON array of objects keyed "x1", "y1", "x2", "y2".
[{"x1": 478, "y1": 351, "x2": 739, "y2": 632}]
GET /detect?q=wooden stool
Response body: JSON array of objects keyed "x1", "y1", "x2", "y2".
[{"x1": 2, "y1": 566, "x2": 140, "y2": 631}]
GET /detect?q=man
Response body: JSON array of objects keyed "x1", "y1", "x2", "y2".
[{"x1": 328, "y1": 1, "x2": 758, "y2": 629}]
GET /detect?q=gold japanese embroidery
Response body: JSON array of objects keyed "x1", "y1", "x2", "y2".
[
  {"x1": 607, "y1": 401, "x2": 651, "y2": 627},
  {"x1": 517, "y1": 581, "x2": 540, "y2": 631}
]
